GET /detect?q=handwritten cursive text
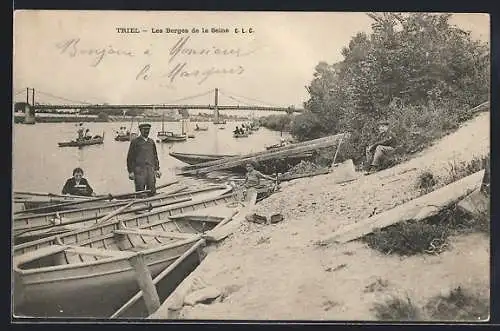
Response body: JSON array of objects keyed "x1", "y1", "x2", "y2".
[
  {"x1": 136, "y1": 62, "x2": 245, "y2": 85},
  {"x1": 55, "y1": 38, "x2": 135, "y2": 67},
  {"x1": 168, "y1": 36, "x2": 258, "y2": 63}
]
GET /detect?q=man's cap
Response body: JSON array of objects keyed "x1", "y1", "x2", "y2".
[{"x1": 139, "y1": 123, "x2": 152, "y2": 129}]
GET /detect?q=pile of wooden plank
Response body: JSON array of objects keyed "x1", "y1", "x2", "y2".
[{"x1": 180, "y1": 133, "x2": 347, "y2": 176}]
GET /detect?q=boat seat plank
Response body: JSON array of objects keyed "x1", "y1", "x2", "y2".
[
  {"x1": 14, "y1": 245, "x2": 69, "y2": 266},
  {"x1": 114, "y1": 228, "x2": 196, "y2": 240},
  {"x1": 65, "y1": 245, "x2": 135, "y2": 258}
]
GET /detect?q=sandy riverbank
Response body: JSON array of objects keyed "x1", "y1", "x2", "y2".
[{"x1": 151, "y1": 111, "x2": 490, "y2": 321}]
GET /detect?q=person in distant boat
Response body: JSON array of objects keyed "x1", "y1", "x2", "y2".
[
  {"x1": 365, "y1": 120, "x2": 397, "y2": 174},
  {"x1": 119, "y1": 126, "x2": 127, "y2": 136},
  {"x1": 77, "y1": 123, "x2": 85, "y2": 141},
  {"x1": 127, "y1": 123, "x2": 161, "y2": 196},
  {"x1": 196, "y1": 124, "x2": 200, "y2": 130},
  {"x1": 234, "y1": 126, "x2": 241, "y2": 135},
  {"x1": 62, "y1": 167, "x2": 95, "y2": 196},
  {"x1": 279, "y1": 137, "x2": 286, "y2": 147},
  {"x1": 84, "y1": 129, "x2": 92, "y2": 140},
  {"x1": 243, "y1": 161, "x2": 277, "y2": 190}
]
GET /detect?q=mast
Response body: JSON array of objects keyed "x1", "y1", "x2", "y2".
[{"x1": 161, "y1": 108, "x2": 165, "y2": 132}]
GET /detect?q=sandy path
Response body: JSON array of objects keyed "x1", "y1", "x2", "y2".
[{"x1": 152, "y1": 111, "x2": 490, "y2": 320}]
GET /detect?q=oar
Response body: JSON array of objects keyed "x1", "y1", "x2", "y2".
[
  {"x1": 14, "y1": 194, "x2": 117, "y2": 215},
  {"x1": 14, "y1": 191, "x2": 93, "y2": 200},
  {"x1": 14, "y1": 181, "x2": 180, "y2": 215},
  {"x1": 14, "y1": 197, "x2": 193, "y2": 238},
  {"x1": 85, "y1": 200, "x2": 138, "y2": 230}
]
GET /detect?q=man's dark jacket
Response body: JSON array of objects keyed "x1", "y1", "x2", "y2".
[{"x1": 127, "y1": 136, "x2": 160, "y2": 173}]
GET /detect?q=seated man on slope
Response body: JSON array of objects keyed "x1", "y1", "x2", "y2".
[{"x1": 365, "y1": 120, "x2": 397, "y2": 174}]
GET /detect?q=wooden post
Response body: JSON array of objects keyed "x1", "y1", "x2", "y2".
[{"x1": 128, "y1": 252, "x2": 161, "y2": 315}]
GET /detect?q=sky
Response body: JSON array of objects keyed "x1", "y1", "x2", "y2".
[{"x1": 13, "y1": 11, "x2": 490, "y2": 112}]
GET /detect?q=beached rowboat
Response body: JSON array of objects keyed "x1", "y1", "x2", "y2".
[
  {"x1": 14, "y1": 185, "x2": 232, "y2": 243},
  {"x1": 169, "y1": 152, "x2": 236, "y2": 165},
  {"x1": 13, "y1": 191, "x2": 255, "y2": 318}
]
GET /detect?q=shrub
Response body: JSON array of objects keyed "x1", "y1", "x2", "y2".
[
  {"x1": 445, "y1": 155, "x2": 490, "y2": 185},
  {"x1": 363, "y1": 221, "x2": 449, "y2": 256},
  {"x1": 290, "y1": 112, "x2": 326, "y2": 141},
  {"x1": 97, "y1": 112, "x2": 109, "y2": 122},
  {"x1": 259, "y1": 114, "x2": 292, "y2": 132},
  {"x1": 372, "y1": 295, "x2": 421, "y2": 321},
  {"x1": 424, "y1": 286, "x2": 489, "y2": 321},
  {"x1": 363, "y1": 200, "x2": 490, "y2": 256},
  {"x1": 416, "y1": 170, "x2": 438, "y2": 194}
]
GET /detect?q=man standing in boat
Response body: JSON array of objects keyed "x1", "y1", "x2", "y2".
[{"x1": 127, "y1": 123, "x2": 161, "y2": 196}]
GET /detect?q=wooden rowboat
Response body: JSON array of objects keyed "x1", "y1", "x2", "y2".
[
  {"x1": 13, "y1": 191, "x2": 255, "y2": 318},
  {"x1": 169, "y1": 152, "x2": 236, "y2": 165},
  {"x1": 115, "y1": 132, "x2": 138, "y2": 141},
  {"x1": 13, "y1": 185, "x2": 233, "y2": 244},
  {"x1": 233, "y1": 133, "x2": 248, "y2": 138},
  {"x1": 14, "y1": 181, "x2": 181, "y2": 214},
  {"x1": 159, "y1": 132, "x2": 187, "y2": 142},
  {"x1": 58, "y1": 133, "x2": 105, "y2": 147},
  {"x1": 194, "y1": 126, "x2": 208, "y2": 131}
]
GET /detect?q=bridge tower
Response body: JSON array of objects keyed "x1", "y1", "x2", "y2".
[
  {"x1": 23, "y1": 88, "x2": 36, "y2": 124},
  {"x1": 213, "y1": 88, "x2": 220, "y2": 124}
]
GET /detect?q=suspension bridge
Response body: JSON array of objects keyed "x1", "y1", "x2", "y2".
[{"x1": 14, "y1": 87, "x2": 303, "y2": 123}]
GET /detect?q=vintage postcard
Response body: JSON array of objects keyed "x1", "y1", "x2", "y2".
[{"x1": 12, "y1": 11, "x2": 490, "y2": 321}]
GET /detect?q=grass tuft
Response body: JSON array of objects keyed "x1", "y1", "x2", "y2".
[
  {"x1": 424, "y1": 286, "x2": 489, "y2": 321},
  {"x1": 372, "y1": 295, "x2": 421, "y2": 321}
]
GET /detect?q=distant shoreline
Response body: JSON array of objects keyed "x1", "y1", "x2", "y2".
[{"x1": 13, "y1": 114, "x2": 249, "y2": 124}]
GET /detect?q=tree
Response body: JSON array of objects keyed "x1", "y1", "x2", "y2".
[
  {"x1": 97, "y1": 112, "x2": 109, "y2": 122},
  {"x1": 300, "y1": 13, "x2": 489, "y2": 160}
]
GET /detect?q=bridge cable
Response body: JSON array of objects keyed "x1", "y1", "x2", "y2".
[
  {"x1": 35, "y1": 90, "x2": 102, "y2": 105},
  {"x1": 219, "y1": 89, "x2": 280, "y2": 107},
  {"x1": 161, "y1": 89, "x2": 215, "y2": 105},
  {"x1": 218, "y1": 91, "x2": 255, "y2": 107}
]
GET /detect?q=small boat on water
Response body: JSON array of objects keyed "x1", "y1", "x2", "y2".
[
  {"x1": 233, "y1": 133, "x2": 249, "y2": 138},
  {"x1": 159, "y1": 132, "x2": 187, "y2": 142},
  {"x1": 115, "y1": 118, "x2": 138, "y2": 142},
  {"x1": 266, "y1": 142, "x2": 287, "y2": 150},
  {"x1": 58, "y1": 133, "x2": 105, "y2": 147},
  {"x1": 115, "y1": 132, "x2": 138, "y2": 141},
  {"x1": 169, "y1": 152, "x2": 236, "y2": 165},
  {"x1": 194, "y1": 125, "x2": 209, "y2": 131},
  {"x1": 13, "y1": 191, "x2": 256, "y2": 318}
]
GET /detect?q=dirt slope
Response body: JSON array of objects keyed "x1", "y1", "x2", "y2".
[{"x1": 152, "y1": 111, "x2": 490, "y2": 321}]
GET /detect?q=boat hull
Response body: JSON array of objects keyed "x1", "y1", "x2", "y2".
[
  {"x1": 114, "y1": 133, "x2": 137, "y2": 141},
  {"x1": 58, "y1": 137, "x2": 104, "y2": 147},
  {"x1": 233, "y1": 134, "x2": 248, "y2": 138},
  {"x1": 14, "y1": 185, "x2": 233, "y2": 243},
  {"x1": 160, "y1": 136, "x2": 187, "y2": 142},
  {"x1": 14, "y1": 239, "x2": 200, "y2": 318},
  {"x1": 169, "y1": 152, "x2": 235, "y2": 165}
]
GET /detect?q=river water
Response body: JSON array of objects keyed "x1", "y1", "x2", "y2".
[{"x1": 12, "y1": 121, "x2": 289, "y2": 195}]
